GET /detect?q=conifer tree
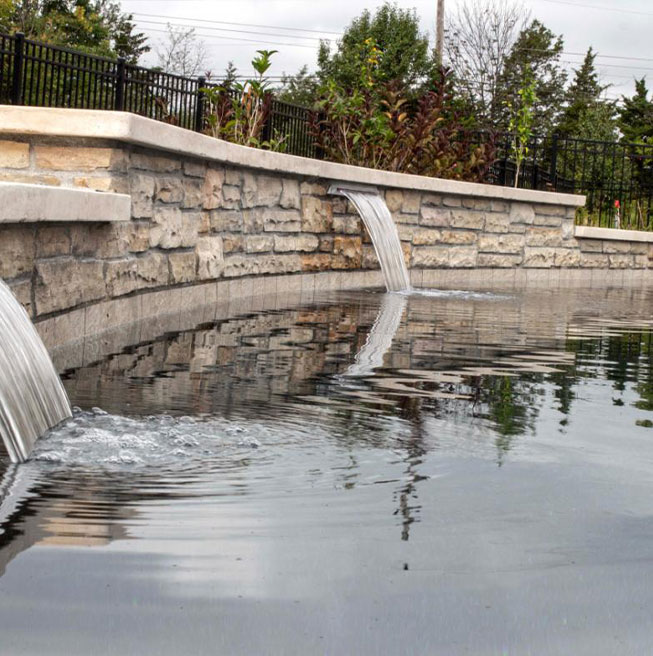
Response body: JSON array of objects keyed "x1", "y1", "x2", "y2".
[{"x1": 618, "y1": 78, "x2": 653, "y2": 143}]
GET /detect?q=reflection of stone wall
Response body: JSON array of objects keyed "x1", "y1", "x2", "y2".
[{"x1": 1, "y1": 112, "x2": 651, "y2": 323}]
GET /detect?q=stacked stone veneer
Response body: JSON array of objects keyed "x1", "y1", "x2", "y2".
[{"x1": 1, "y1": 134, "x2": 652, "y2": 321}]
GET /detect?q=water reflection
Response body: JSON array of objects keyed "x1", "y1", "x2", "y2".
[{"x1": 0, "y1": 286, "x2": 653, "y2": 653}]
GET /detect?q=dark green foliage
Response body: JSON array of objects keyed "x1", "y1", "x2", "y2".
[
  {"x1": 497, "y1": 20, "x2": 566, "y2": 134},
  {"x1": 316, "y1": 2, "x2": 437, "y2": 92},
  {"x1": 619, "y1": 78, "x2": 653, "y2": 144},
  {"x1": 277, "y1": 65, "x2": 319, "y2": 107}
]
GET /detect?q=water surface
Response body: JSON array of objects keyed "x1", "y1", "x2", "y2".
[{"x1": 1, "y1": 286, "x2": 653, "y2": 655}]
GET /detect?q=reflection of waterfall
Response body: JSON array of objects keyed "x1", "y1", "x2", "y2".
[
  {"x1": 345, "y1": 294, "x2": 407, "y2": 377},
  {"x1": 329, "y1": 184, "x2": 411, "y2": 292},
  {"x1": 0, "y1": 280, "x2": 71, "y2": 462}
]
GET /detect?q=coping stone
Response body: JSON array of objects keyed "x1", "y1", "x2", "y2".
[{"x1": 574, "y1": 225, "x2": 653, "y2": 243}]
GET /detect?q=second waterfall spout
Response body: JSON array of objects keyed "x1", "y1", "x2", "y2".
[{"x1": 329, "y1": 184, "x2": 411, "y2": 293}]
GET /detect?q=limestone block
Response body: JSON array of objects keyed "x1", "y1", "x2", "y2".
[
  {"x1": 128, "y1": 222, "x2": 150, "y2": 253},
  {"x1": 534, "y1": 204, "x2": 566, "y2": 217},
  {"x1": 362, "y1": 245, "x2": 380, "y2": 269},
  {"x1": 580, "y1": 252, "x2": 609, "y2": 268},
  {"x1": 578, "y1": 239, "x2": 603, "y2": 253},
  {"x1": 561, "y1": 220, "x2": 574, "y2": 240},
  {"x1": 274, "y1": 234, "x2": 320, "y2": 253},
  {"x1": 73, "y1": 176, "x2": 128, "y2": 193},
  {"x1": 0, "y1": 172, "x2": 60, "y2": 186},
  {"x1": 36, "y1": 225, "x2": 71, "y2": 258},
  {"x1": 280, "y1": 179, "x2": 301, "y2": 209},
  {"x1": 523, "y1": 247, "x2": 555, "y2": 268},
  {"x1": 131, "y1": 152, "x2": 180, "y2": 172},
  {"x1": 245, "y1": 236, "x2": 274, "y2": 253},
  {"x1": 525, "y1": 227, "x2": 563, "y2": 248},
  {"x1": 485, "y1": 214, "x2": 510, "y2": 233},
  {"x1": 333, "y1": 236, "x2": 362, "y2": 267},
  {"x1": 609, "y1": 254, "x2": 633, "y2": 268},
  {"x1": 130, "y1": 174, "x2": 155, "y2": 219},
  {"x1": 490, "y1": 201, "x2": 509, "y2": 213},
  {"x1": 198, "y1": 211, "x2": 210, "y2": 234},
  {"x1": 241, "y1": 172, "x2": 257, "y2": 208},
  {"x1": 203, "y1": 168, "x2": 225, "y2": 210},
  {"x1": 395, "y1": 212, "x2": 419, "y2": 224},
  {"x1": 510, "y1": 203, "x2": 535, "y2": 225},
  {"x1": 450, "y1": 209, "x2": 485, "y2": 230},
  {"x1": 385, "y1": 190, "x2": 403, "y2": 213},
  {"x1": 301, "y1": 196, "x2": 333, "y2": 233},
  {"x1": 256, "y1": 175, "x2": 283, "y2": 207},
  {"x1": 553, "y1": 248, "x2": 580, "y2": 268},
  {"x1": 631, "y1": 242, "x2": 648, "y2": 255},
  {"x1": 412, "y1": 246, "x2": 450, "y2": 268},
  {"x1": 258, "y1": 209, "x2": 300, "y2": 233},
  {"x1": 301, "y1": 253, "x2": 333, "y2": 271},
  {"x1": 155, "y1": 177, "x2": 184, "y2": 204},
  {"x1": 210, "y1": 210, "x2": 242, "y2": 232},
  {"x1": 221, "y1": 184, "x2": 241, "y2": 209},
  {"x1": 181, "y1": 178, "x2": 203, "y2": 209},
  {"x1": 105, "y1": 252, "x2": 169, "y2": 297},
  {"x1": 150, "y1": 207, "x2": 199, "y2": 249},
  {"x1": 440, "y1": 230, "x2": 477, "y2": 245},
  {"x1": 196, "y1": 235, "x2": 224, "y2": 280},
  {"x1": 463, "y1": 198, "x2": 491, "y2": 211},
  {"x1": 35, "y1": 258, "x2": 105, "y2": 314},
  {"x1": 649, "y1": 243, "x2": 653, "y2": 261},
  {"x1": 8, "y1": 278, "x2": 32, "y2": 316},
  {"x1": 420, "y1": 206, "x2": 450, "y2": 227},
  {"x1": 449, "y1": 246, "x2": 477, "y2": 267},
  {"x1": 225, "y1": 169, "x2": 242, "y2": 185},
  {"x1": 300, "y1": 181, "x2": 327, "y2": 196},
  {"x1": 477, "y1": 253, "x2": 522, "y2": 268},
  {"x1": 533, "y1": 214, "x2": 563, "y2": 227},
  {"x1": 478, "y1": 233, "x2": 523, "y2": 254},
  {"x1": 222, "y1": 234, "x2": 244, "y2": 253},
  {"x1": 331, "y1": 197, "x2": 349, "y2": 215},
  {"x1": 0, "y1": 140, "x2": 29, "y2": 168},
  {"x1": 402, "y1": 191, "x2": 421, "y2": 214},
  {"x1": 603, "y1": 241, "x2": 634, "y2": 254},
  {"x1": 411, "y1": 228, "x2": 441, "y2": 245},
  {"x1": 333, "y1": 215, "x2": 362, "y2": 234},
  {"x1": 36, "y1": 146, "x2": 127, "y2": 171},
  {"x1": 183, "y1": 160, "x2": 206, "y2": 178},
  {"x1": 0, "y1": 226, "x2": 35, "y2": 278},
  {"x1": 634, "y1": 254, "x2": 649, "y2": 268},
  {"x1": 443, "y1": 197, "x2": 462, "y2": 208},
  {"x1": 169, "y1": 251, "x2": 197, "y2": 283}
]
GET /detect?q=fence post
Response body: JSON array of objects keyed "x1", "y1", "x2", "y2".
[
  {"x1": 195, "y1": 76, "x2": 206, "y2": 132},
  {"x1": 114, "y1": 57, "x2": 126, "y2": 111},
  {"x1": 11, "y1": 32, "x2": 25, "y2": 105},
  {"x1": 261, "y1": 95, "x2": 273, "y2": 144},
  {"x1": 550, "y1": 133, "x2": 559, "y2": 191}
]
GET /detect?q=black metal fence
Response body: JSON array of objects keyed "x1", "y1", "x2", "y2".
[{"x1": 2, "y1": 31, "x2": 653, "y2": 229}]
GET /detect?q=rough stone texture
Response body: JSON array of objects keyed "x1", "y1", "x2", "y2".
[
  {"x1": 35, "y1": 258, "x2": 105, "y2": 314},
  {"x1": 3, "y1": 135, "x2": 650, "y2": 323},
  {"x1": 0, "y1": 141, "x2": 29, "y2": 168}
]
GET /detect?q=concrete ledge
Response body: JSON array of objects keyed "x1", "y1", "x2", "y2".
[
  {"x1": 0, "y1": 106, "x2": 585, "y2": 208},
  {"x1": 575, "y1": 225, "x2": 653, "y2": 243},
  {"x1": 0, "y1": 181, "x2": 130, "y2": 223}
]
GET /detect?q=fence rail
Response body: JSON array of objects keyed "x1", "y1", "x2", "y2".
[{"x1": 2, "y1": 31, "x2": 652, "y2": 229}]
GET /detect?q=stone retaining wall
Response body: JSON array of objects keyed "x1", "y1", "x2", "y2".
[{"x1": 0, "y1": 107, "x2": 651, "y2": 323}]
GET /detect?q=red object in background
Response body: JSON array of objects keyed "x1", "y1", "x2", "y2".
[{"x1": 614, "y1": 199, "x2": 621, "y2": 208}]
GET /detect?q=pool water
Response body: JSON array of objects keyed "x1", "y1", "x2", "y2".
[{"x1": 1, "y1": 286, "x2": 653, "y2": 655}]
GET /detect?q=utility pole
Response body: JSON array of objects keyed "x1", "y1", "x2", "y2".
[{"x1": 436, "y1": 0, "x2": 445, "y2": 64}]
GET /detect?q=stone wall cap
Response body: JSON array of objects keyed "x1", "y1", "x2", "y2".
[
  {"x1": 0, "y1": 106, "x2": 586, "y2": 208},
  {"x1": 575, "y1": 225, "x2": 653, "y2": 243},
  {"x1": 0, "y1": 181, "x2": 130, "y2": 223}
]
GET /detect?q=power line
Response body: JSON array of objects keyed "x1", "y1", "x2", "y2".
[
  {"x1": 534, "y1": 0, "x2": 653, "y2": 17},
  {"x1": 132, "y1": 12, "x2": 342, "y2": 36},
  {"x1": 139, "y1": 27, "x2": 319, "y2": 49}
]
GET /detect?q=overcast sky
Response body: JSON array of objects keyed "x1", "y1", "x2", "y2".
[{"x1": 122, "y1": 0, "x2": 653, "y2": 99}]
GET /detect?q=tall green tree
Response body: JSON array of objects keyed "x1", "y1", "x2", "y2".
[
  {"x1": 497, "y1": 20, "x2": 566, "y2": 134},
  {"x1": 277, "y1": 65, "x2": 319, "y2": 106},
  {"x1": 557, "y1": 48, "x2": 616, "y2": 139},
  {"x1": 317, "y1": 2, "x2": 437, "y2": 91},
  {"x1": 618, "y1": 78, "x2": 653, "y2": 143}
]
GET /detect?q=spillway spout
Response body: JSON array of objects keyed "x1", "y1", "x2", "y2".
[{"x1": 329, "y1": 183, "x2": 411, "y2": 293}]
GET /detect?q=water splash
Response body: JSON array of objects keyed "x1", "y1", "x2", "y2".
[
  {"x1": 329, "y1": 185, "x2": 411, "y2": 292},
  {"x1": 0, "y1": 280, "x2": 72, "y2": 462}
]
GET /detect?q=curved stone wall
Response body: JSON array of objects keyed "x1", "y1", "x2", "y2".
[{"x1": 0, "y1": 106, "x2": 651, "y2": 337}]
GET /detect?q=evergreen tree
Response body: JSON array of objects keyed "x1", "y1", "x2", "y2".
[
  {"x1": 497, "y1": 20, "x2": 566, "y2": 134},
  {"x1": 557, "y1": 48, "x2": 615, "y2": 138},
  {"x1": 317, "y1": 2, "x2": 437, "y2": 91},
  {"x1": 277, "y1": 65, "x2": 319, "y2": 106},
  {"x1": 618, "y1": 78, "x2": 653, "y2": 143}
]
